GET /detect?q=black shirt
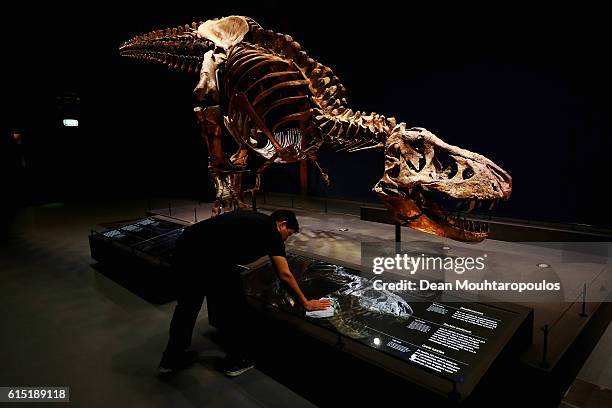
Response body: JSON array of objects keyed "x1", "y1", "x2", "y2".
[{"x1": 174, "y1": 210, "x2": 286, "y2": 266}]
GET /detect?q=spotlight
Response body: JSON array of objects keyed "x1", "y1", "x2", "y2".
[{"x1": 537, "y1": 263, "x2": 550, "y2": 268}]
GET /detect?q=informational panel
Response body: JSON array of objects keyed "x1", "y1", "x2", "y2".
[
  {"x1": 92, "y1": 217, "x2": 185, "y2": 262},
  {"x1": 243, "y1": 252, "x2": 533, "y2": 400},
  {"x1": 88, "y1": 217, "x2": 187, "y2": 303}
]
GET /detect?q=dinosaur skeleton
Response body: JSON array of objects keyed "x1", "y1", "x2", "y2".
[{"x1": 120, "y1": 15, "x2": 512, "y2": 242}]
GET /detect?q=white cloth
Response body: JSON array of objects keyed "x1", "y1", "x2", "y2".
[{"x1": 305, "y1": 297, "x2": 337, "y2": 318}]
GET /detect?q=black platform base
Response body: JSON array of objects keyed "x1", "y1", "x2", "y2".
[
  {"x1": 241, "y1": 251, "x2": 533, "y2": 402},
  {"x1": 88, "y1": 216, "x2": 188, "y2": 304}
]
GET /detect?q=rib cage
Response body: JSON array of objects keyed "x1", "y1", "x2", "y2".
[
  {"x1": 222, "y1": 43, "x2": 315, "y2": 160},
  {"x1": 251, "y1": 127, "x2": 303, "y2": 159}
]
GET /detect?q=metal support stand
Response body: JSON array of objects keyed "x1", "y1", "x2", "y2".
[
  {"x1": 168, "y1": 202, "x2": 172, "y2": 217},
  {"x1": 252, "y1": 193, "x2": 257, "y2": 212},
  {"x1": 448, "y1": 381, "x2": 460, "y2": 401},
  {"x1": 540, "y1": 324, "x2": 550, "y2": 368},
  {"x1": 580, "y1": 283, "x2": 588, "y2": 317},
  {"x1": 194, "y1": 208, "x2": 198, "y2": 223},
  {"x1": 395, "y1": 222, "x2": 402, "y2": 253},
  {"x1": 336, "y1": 334, "x2": 345, "y2": 350}
]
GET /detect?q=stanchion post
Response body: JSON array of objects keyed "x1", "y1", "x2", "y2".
[
  {"x1": 580, "y1": 283, "x2": 587, "y2": 317},
  {"x1": 540, "y1": 324, "x2": 550, "y2": 368}
]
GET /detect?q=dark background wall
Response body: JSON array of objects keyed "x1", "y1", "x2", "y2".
[{"x1": 4, "y1": 2, "x2": 611, "y2": 228}]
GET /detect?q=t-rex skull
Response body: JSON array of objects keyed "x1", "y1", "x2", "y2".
[{"x1": 373, "y1": 127, "x2": 512, "y2": 242}]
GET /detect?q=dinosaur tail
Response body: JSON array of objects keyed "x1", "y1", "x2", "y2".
[{"x1": 119, "y1": 22, "x2": 213, "y2": 74}]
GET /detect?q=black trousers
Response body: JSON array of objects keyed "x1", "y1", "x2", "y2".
[{"x1": 163, "y1": 258, "x2": 251, "y2": 358}]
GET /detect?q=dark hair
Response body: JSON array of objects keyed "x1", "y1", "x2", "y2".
[{"x1": 270, "y1": 210, "x2": 299, "y2": 232}]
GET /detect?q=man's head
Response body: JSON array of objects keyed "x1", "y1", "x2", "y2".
[{"x1": 270, "y1": 210, "x2": 299, "y2": 241}]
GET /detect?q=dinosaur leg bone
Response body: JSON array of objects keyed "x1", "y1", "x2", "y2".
[
  {"x1": 209, "y1": 168, "x2": 250, "y2": 216},
  {"x1": 195, "y1": 105, "x2": 250, "y2": 215},
  {"x1": 210, "y1": 170, "x2": 230, "y2": 216},
  {"x1": 194, "y1": 105, "x2": 228, "y2": 169}
]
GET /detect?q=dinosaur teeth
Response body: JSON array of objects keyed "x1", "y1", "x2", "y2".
[{"x1": 441, "y1": 212, "x2": 489, "y2": 234}]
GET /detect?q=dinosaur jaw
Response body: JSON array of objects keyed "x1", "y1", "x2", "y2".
[{"x1": 375, "y1": 186, "x2": 494, "y2": 242}]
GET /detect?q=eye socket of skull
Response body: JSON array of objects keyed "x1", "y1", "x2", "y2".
[
  {"x1": 386, "y1": 143, "x2": 401, "y2": 159},
  {"x1": 462, "y1": 167, "x2": 475, "y2": 180},
  {"x1": 407, "y1": 138, "x2": 425, "y2": 154},
  {"x1": 431, "y1": 147, "x2": 458, "y2": 178},
  {"x1": 387, "y1": 162, "x2": 400, "y2": 179}
]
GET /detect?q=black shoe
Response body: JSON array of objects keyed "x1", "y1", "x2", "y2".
[
  {"x1": 158, "y1": 350, "x2": 199, "y2": 374},
  {"x1": 215, "y1": 356, "x2": 255, "y2": 377}
]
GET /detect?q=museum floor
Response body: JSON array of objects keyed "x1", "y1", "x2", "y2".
[{"x1": 1, "y1": 196, "x2": 611, "y2": 407}]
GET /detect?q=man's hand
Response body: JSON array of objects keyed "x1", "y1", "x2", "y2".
[
  {"x1": 270, "y1": 256, "x2": 333, "y2": 312},
  {"x1": 303, "y1": 298, "x2": 332, "y2": 311}
]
